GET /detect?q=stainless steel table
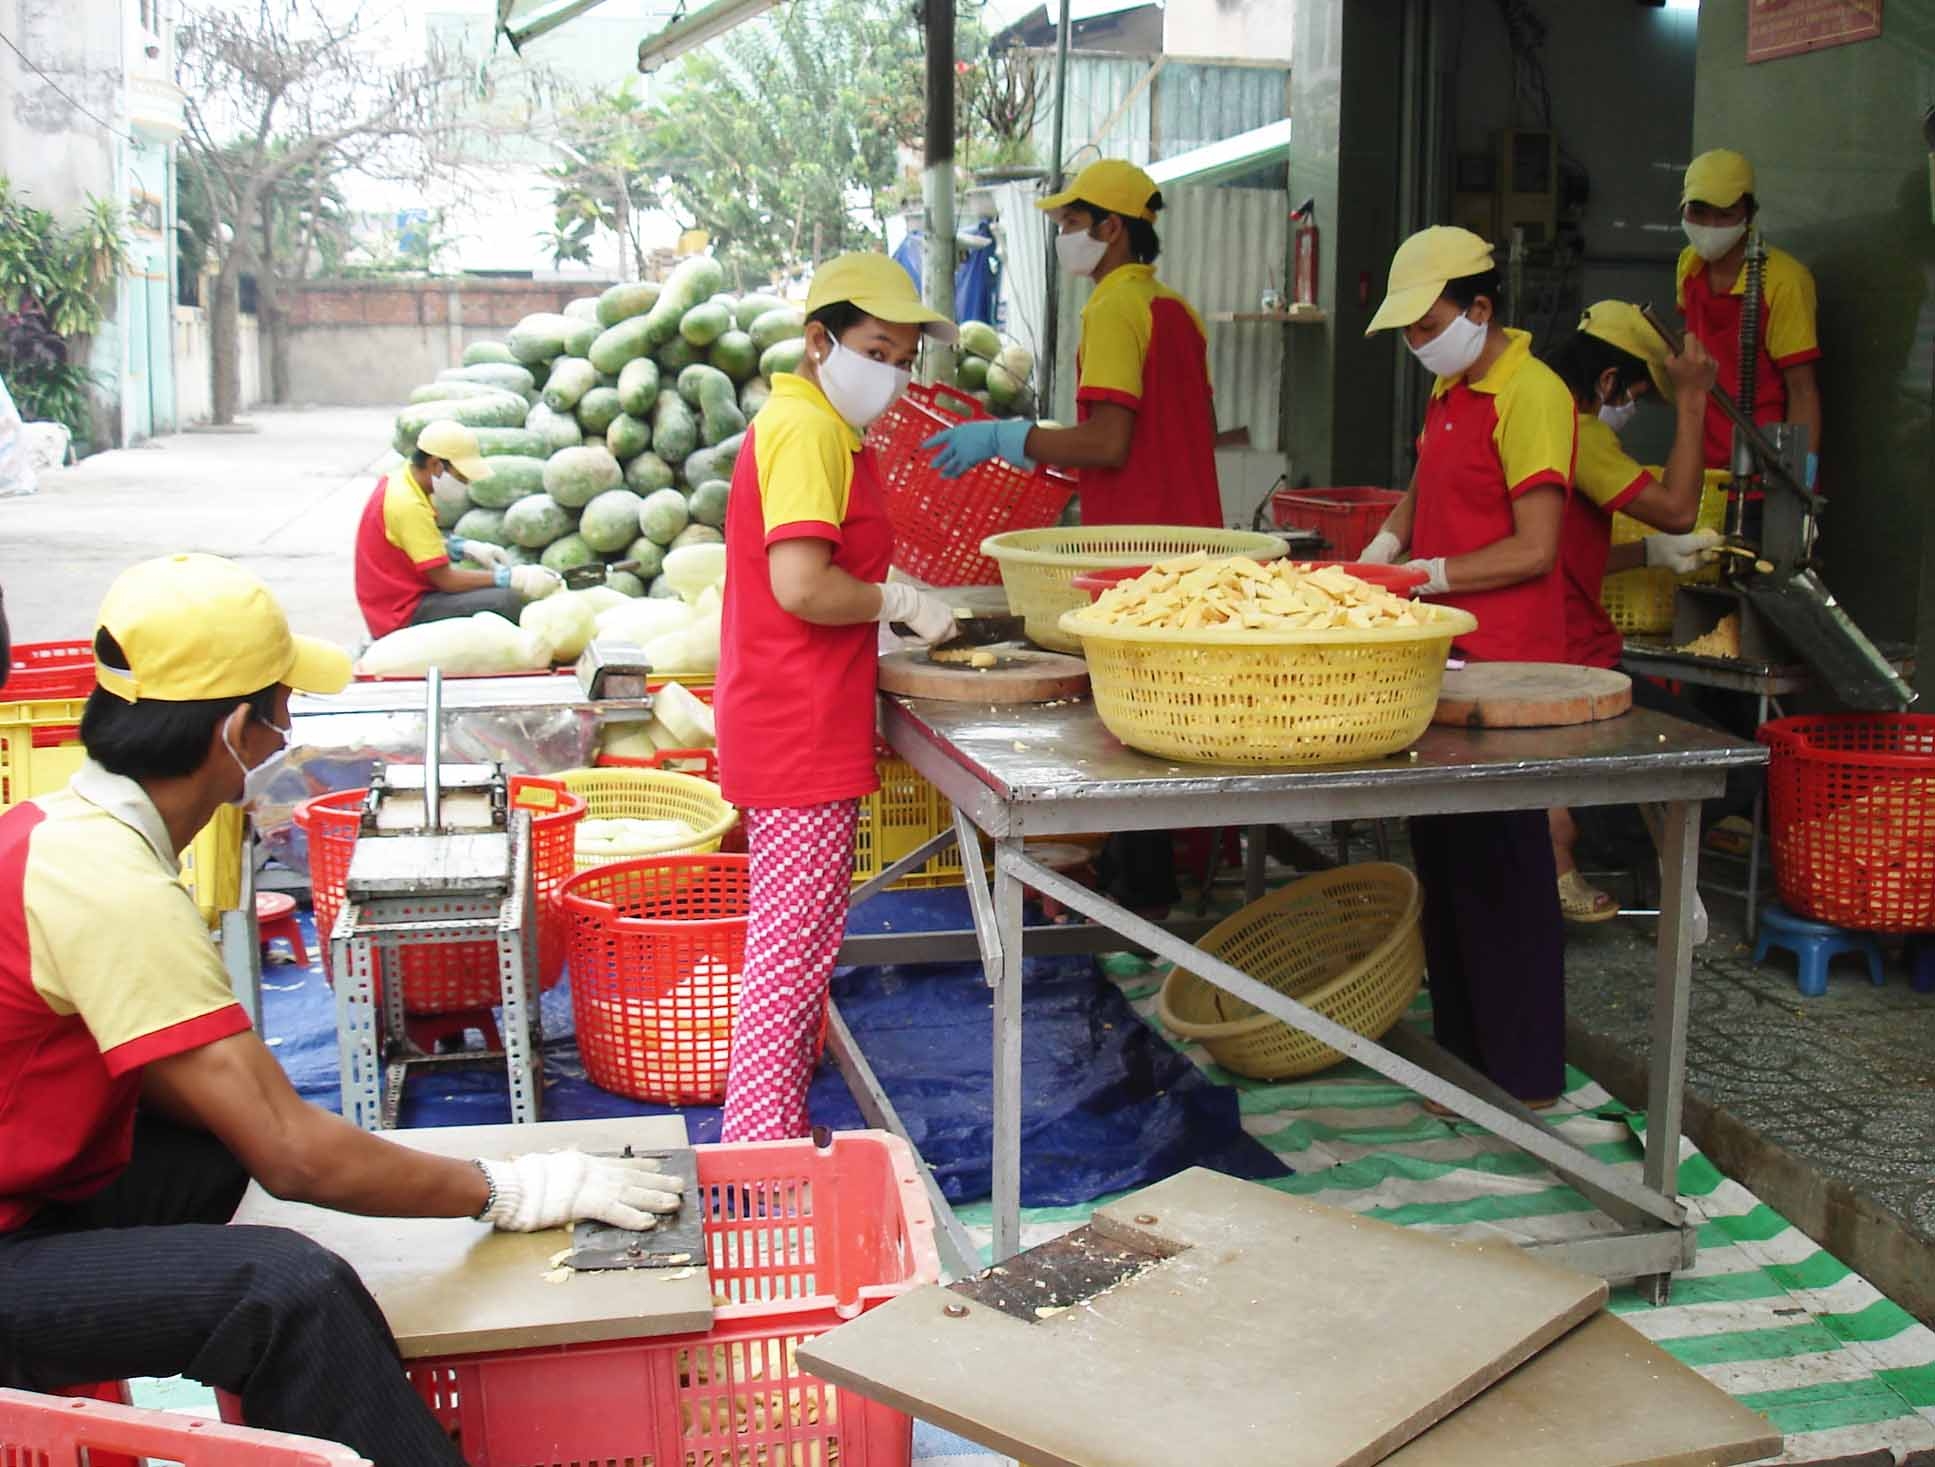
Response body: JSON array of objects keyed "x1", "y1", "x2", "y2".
[{"x1": 833, "y1": 697, "x2": 1767, "y2": 1303}]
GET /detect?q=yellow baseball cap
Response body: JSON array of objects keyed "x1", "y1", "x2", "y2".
[
  {"x1": 416, "y1": 420, "x2": 493, "y2": 484},
  {"x1": 1036, "y1": 159, "x2": 1161, "y2": 223},
  {"x1": 805, "y1": 253, "x2": 959, "y2": 343},
  {"x1": 1579, "y1": 301, "x2": 1672, "y2": 398},
  {"x1": 1365, "y1": 226, "x2": 1496, "y2": 335},
  {"x1": 94, "y1": 554, "x2": 352, "y2": 704},
  {"x1": 1682, "y1": 149, "x2": 1754, "y2": 208}
]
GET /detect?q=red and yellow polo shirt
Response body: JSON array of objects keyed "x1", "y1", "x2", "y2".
[
  {"x1": 0, "y1": 761, "x2": 252, "y2": 1231},
  {"x1": 1075, "y1": 263, "x2": 1221, "y2": 529},
  {"x1": 1560, "y1": 413, "x2": 1652, "y2": 670},
  {"x1": 715, "y1": 374, "x2": 893, "y2": 811},
  {"x1": 1413, "y1": 328, "x2": 1577, "y2": 665},
  {"x1": 1676, "y1": 244, "x2": 1820, "y2": 470},
  {"x1": 354, "y1": 464, "x2": 450, "y2": 638}
]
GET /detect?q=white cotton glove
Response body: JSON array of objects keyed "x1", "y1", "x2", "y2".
[
  {"x1": 877, "y1": 580, "x2": 960, "y2": 646},
  {"x1": 1359, "y1": 530, "x2": 1405, "y2": 566},
  {"x1": 510, "y1": 564, "x2": 563, "y2": 600},
  {"x1": 477, "y1": 1149, "x2": 685, "y2": 1232},
  {"x1": 1402, "y1": 557, "x2": 1449, "y2": 596},
  {"x1": 1643, "y1": 528, "x2": 1722, "y2": 575},
  {"x1": 465, "y1": 541, "x2": 511, "y2": 570}
]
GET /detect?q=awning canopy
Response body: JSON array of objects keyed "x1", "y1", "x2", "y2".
[
  {"x1": 496, "y1": 0, "x2": 615, "y2": 50},
  {"x1": 1147, "y1": 119, "x2": 1291, "y2": 189}
]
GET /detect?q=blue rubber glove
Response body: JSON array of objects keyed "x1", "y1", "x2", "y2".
[
  {"x1": 446, "y1": 535, "x2": 468, "y2": 562},
  {"x1": 1805, "y1": 452, "x2": 1819, "y2": 491},
  {"x1": 492, "y1": 564, "x2": 513, "y2": 589},
  {"x1": 922, "y1": 417, "x2": 1036, "y2": 478}
]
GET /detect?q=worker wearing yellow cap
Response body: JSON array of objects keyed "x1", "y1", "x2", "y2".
[
  {"x1": 354, "y1": 418, "x2": 562, "y2": 639},
  {"x1": 1542, "y1": 302, "x2": 1719, "y2": 923},
  {"x1": 1677, "y1": 148, "x2": 1822, "y2": 488},
  {"x1": 1362, "y1": 225, "x2": 1575, "y2": 1107},
  {"x1": 924, "y1": 158, "x2": 1222, "y2": 530},
  {"x1": 715, "y1": 253, "x2": 959, "y2": 1143},
  {"x1": 0, "y1": 555, "x2": 684, "y2": 1463}
]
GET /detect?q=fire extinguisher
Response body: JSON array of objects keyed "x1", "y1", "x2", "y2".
[{"x1": 1291, "y1": 198, "x2": 1319, "y2": 308}]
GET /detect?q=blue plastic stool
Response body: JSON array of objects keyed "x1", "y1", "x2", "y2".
[
  {"x1": 1753, "y1": 904, "x2": 1885, "y2": 998},
  {"x1": 1903, "y1": 935, "x2": 1935, "y2": 995}
]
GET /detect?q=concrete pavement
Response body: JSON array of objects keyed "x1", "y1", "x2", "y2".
[{"x1": 0, "y1": 406, "x2": 400, "y2": 651}]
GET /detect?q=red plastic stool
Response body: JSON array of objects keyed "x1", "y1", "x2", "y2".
[{"x1": 256, "y1": 891, "x2": 309, "y2": 966}]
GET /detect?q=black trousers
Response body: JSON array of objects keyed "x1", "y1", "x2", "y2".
[
  {"x1": 0, "y1": 1115, "x2": 464, "y2": 1467},
  {"x1": 409, "y1": 586, "x2": 523, "y2": 625},
  {"x1": 1409, "y1": 811, "x2": 1567, "y2": 1101}
]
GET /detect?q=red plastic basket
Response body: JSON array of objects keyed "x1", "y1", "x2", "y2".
[
  {"x1": 1269, "y1": 487, "x2": 1404, "y2": 559},
  {"x1": 294, "y1": 776, "x2": 585, "y2": 1014},
  {"x1": 1070, "y1": 559, "x2": 1429, "y2": 602},
  {"x1": 6, "y1": 640, "x2": 95, "y2": 698},
  {"x1": 1762, "y1": 714, "x2": 1935, "y2": 933},
  {"x1": 866, "y1": 382, "x2": 1075, "y2": 586},
  {"x1": 562, "y1": 854, "x2": 752, "y2": 1103},
  {"x1": 217, "y1": 1133, "x2": 936, "y2": 1467},
  {"x1": 1, "y1": 1388, "x2": 368, "y2": 1466}
]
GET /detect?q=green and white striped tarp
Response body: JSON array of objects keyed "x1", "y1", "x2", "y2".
[{"x1": 934, "y1": 966, "x2": 1935, "y2": 1465}]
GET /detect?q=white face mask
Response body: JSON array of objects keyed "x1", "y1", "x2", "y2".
[
  {"x1": 1055, "y1": 228, "x2": 1109, "y2": 278},
  {"x1": 225, "y1": 713, "x2": 292, "y2": 811},
  {"x1": 1598, "y1": 396, "x2": 1638, "y2": 433},
  {"x1": 1406, "y1": 310, "x2": 1487, "y2": 379},
  {"x1": 816, "y1": 339, "x2": 911, "y2": 430},
  {"x1": 1683, "y1": 219, "x2": 1747, "y2": 262}
]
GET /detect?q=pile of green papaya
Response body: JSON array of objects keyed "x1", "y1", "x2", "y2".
[{"x1": 392, "y1": 255, "x2": 805, "y2": 598}]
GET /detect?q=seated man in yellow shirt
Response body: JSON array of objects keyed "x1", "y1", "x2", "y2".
[{"x1": 0, "y1": 554, "x2": 682, "y2": 1465}]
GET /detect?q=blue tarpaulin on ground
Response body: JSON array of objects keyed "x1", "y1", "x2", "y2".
[{"x1": 266, "y1": 887, "x2": 1285, "y2": 1207}]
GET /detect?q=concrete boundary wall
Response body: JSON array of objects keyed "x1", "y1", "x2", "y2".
[{"x1": 278, "y1": 279, "x2": 614, "y2": 406}]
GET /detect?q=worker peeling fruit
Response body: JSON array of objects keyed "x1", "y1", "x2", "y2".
[
  {"x1": 0, "y1": 554, "x2": 683, "y2": 1467},
  {"x1": 1075, "y1": 556, "x2": 1433, "y2": 633}
]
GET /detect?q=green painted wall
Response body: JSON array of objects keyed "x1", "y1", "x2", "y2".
[{"x1": 1694, "y1": 1, "x2": 1935, "y2": 697}]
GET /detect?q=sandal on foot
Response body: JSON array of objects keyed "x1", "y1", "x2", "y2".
[{"x1": 1557, "y1": 870, "x2": 1619, "y2": 924}]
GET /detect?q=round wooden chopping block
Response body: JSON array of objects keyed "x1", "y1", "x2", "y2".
[
  {"x1": 878, "y1": 646, "x2": 1090, "y2": 704},
  {"x1": 1432, "y1": 662, "x2": 1632, "y2": 728}
]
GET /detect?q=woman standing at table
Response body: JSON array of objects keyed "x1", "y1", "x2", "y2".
[
  {"x1": 1359, "y1": 226, "x2": 1576, "y2": 1107},
  {"x1": 1544, "y1": 302, "x2": 1718, "y2": 923},
  {"x1": 713, "y1": 254, "x2": 959, "y2": 1142}
]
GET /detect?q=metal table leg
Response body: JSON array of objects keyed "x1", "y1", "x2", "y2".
[
  {"x1": 1745, "y1": 692, "x2": 1770, "y2": 941},
  {"x1": 1637, "y1": 799, "x2": 1702, "y2": 1305},
  {"x1": 989, "y1": 835, "x2": 1027, "y2": 1261},
  {"x1": 1245, "y1": 825, "x2": 1269, "y2": 904}
]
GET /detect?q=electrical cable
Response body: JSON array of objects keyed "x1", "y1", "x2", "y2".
[{"x1": 0, "y1": 28, "x2": 138, "y2": 143}]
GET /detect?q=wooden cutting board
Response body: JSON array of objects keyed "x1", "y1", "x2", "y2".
[
  {"x1": 798, "y1": 1168, "x2": 1606, "y2": 1467},
  {"x1": 878, "y1": 646, "x2": 1089, "y2": 704},
  {"x1": 1432, "y1": 662, "x2": 1632, "y2": 728},
  {"x1": 233, "y1": 1116, "x2": 711, "y2": 1356},
  {"x1": 1383, "y1": 1312, "x2": 1780, "y2": 1467}
]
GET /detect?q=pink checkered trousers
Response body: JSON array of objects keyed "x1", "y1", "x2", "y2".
[{"x1": 719, "y1": 799, "x2": 861, "y2": 1141}]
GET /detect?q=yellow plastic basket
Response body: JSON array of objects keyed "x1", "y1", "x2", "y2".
[
  {"x1": 0, "y1": 695, "x2": 88, "y2": 810},
  {"x1": 853, "y1": 748, "x2": 967, "y2": 890},
  {"x1": 180, "y1": 806, "x2": 246, "y2": 927},
  {"x1": 1157, "y1": 863, "x2": 1424, "y2": 1079},
  {"x1": 1602, "y1": 470, "x2": 1730, "y2": 634},
  {"x1": 1059, "y1": 602, "x2": 1476, "y2": 766},
  {"x1": 982, "y1": 526, "x2": 1290, "y2": 653},
  {"x1": 559, "y1": 767, "x2": 739, "y2": 872}
]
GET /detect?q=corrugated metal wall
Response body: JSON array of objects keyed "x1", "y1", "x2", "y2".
[
  {"x1": 1154, "y1": 63, "x2": 1290, "y2": 160},
  {"x1": 1032, "y1": 56, "x2": 1157, "y2": 167},
  {"x1": 1029, "y1": 55, "x2": 1289, "y2": 172},
  {"x1": 1045, "y1": 185, "x2": 1287, "y2": 451},
  {"x1": 1161, "y1": 186, "x2": 1287, "y2": 449}
]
